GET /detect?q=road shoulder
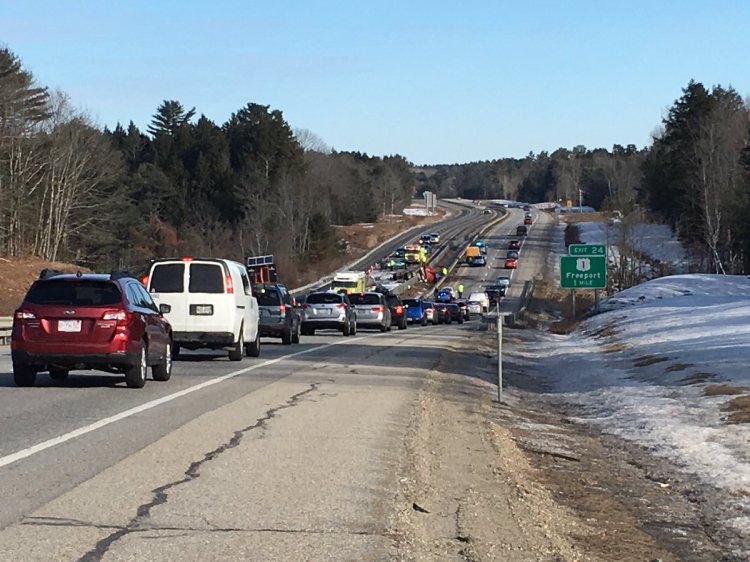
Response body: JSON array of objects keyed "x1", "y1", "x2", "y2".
[{"x1": 389, "y1": 325, "x2": 679, "y2": 561}]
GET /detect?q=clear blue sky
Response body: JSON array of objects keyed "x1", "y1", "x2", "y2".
[{"x1": 2, "y1": 1, "x2": 748, "y2": 165}]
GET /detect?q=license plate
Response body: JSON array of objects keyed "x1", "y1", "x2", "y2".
[
  {"x1": 190, "y1": 304, "x2": 214, "y2": 315},
  {"x1": 58, "y1": 319, "x2": 81, "y2": 332}
]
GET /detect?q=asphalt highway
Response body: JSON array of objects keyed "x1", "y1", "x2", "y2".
[{"x1": 0, "y1": 206, "x2": 558, "y2": 560}]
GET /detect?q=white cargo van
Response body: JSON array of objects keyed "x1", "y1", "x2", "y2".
[
  {"x1": 468, "y1": 292, "x2": 489, "y2": 312},
  {"x1": 145, "y1": 258, "x2": 260, "y2": 361}
]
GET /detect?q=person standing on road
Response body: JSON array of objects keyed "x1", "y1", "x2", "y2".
[{"x1": 457, "y1": 283, "x2": 464, "y2": 298}]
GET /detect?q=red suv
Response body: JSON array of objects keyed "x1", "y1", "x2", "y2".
[{"x1": 11, "y1": 270, "x2": 173, "y2": 388}]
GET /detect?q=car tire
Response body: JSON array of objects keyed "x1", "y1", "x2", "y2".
[
  {"x1": 172, "y1": 344, "x2": 181, "y2": 360},
  {"x1": 281, "y1": 326, "x2": 293, "y2": 345},
  {"x1": 152, "y1": 341, "x2": 172, "y2": 381},
  {"x1": 13, "y1": 363, "x2": 36, "y2": 387},
  {"x1": 124, "y1": 343, "x2": 147, "y2": 389},
  {"x1": 343, "y1": 321, "x2": 351, "y2": 336},
  {"x1": 458, "y1": 316, "x2": 464, "y2": 324},
  {"x1": 399, "y1": 319, "x2": 407, "y2": 330},
  {"x1": 379, "y1": 323, "x2": 388, "y2": 332},
  {"x1": 229, "y1": 329, "x2": 244, "y2": 361},
  {"x1": 245, "y1": 329, "x2": 261, "y2": 357},
  {"x1": 48, "y1": 367, "x2": 69, "y2": 381},
  {"x1": 349, "y1": 320, "x2": 357, "y2": 336},
  {"x1": 421, "y1": 317, "x2": 427, "y2": 327},
  {"x1": 292, "y1": 323, "x2": 301, "y2": 344}
]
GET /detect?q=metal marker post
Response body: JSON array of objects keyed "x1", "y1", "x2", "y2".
[{"x1": 495, "y1": 301, "x2": 503, "y2": 403}]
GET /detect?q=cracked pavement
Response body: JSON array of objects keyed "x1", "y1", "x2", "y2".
[{"x1": 0, "y1": 333, "x2": 433, "y2": 561}]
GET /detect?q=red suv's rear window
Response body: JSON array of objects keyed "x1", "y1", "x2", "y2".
[{"x1": 24, "y1": 280, "x2": 122, "y2": 306}]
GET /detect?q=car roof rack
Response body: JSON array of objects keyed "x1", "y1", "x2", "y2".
[
  {"x1": 110, "y1": 270, "x2": 137, "y2": 281},
  {"x1": 38, "y1": 268, "x2": 65, "y2": 280}
]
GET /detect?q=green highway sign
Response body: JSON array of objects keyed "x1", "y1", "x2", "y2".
[
  {"x1": 568, "y1": 244, "x2": 605, "y2": 256},
  {"x1": 560, "y1": 255, "x2": 607, "y2": 289}
]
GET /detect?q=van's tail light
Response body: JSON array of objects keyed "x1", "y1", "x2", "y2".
[
  {"x1": 224, "y1": 274, "x2": 234, "y2": 294},
  {"x1": 140, "y1": 275, "x2": 149, "y2": 286},
  {"x1": 371, "y1": 305, "x2": 383, "y2": 312}
]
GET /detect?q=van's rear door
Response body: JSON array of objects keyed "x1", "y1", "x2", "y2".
[
  {"x1": 148, "y1": 262, "x2": 188, "y2": 332},
  {"x1": 186, "y1": 261, "x2": 232, "y2": 335}
]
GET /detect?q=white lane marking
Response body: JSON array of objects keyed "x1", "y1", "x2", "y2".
[{"x1": 0, "y1": 335, "x2": 374, "y2": 469}]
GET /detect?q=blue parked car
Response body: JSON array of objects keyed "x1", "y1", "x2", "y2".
[{"x1": 402, "y1": 298, "x2": 428, "y2": 326}]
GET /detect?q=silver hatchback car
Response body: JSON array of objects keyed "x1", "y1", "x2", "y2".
[
  {"x1": 349, "y1": 292, "x2": 391, "y2": 332},
  {"x1": 300, "y1": 291, "x2": 357, "y2": 336}
]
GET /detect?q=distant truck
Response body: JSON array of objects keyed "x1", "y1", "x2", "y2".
[
  {"x1": 331, "y1": 271, "x2": 366, "y2": 294},
  {"x1": 465, "y1": 245, "x2": 482, "y2": 263}
]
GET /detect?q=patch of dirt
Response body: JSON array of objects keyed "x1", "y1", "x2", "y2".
[
  {"x1": 666, "y1": 363, "x2": 694, "y2": 372},
  {"x1": 336, "y1": 209, "x2": 445, "y2": 256},
  {"x1": 704, "y1": 384, "x2": 748, "y2": 396},
  {"x1": 633, "y1": 355, "x2": 670, "y2": 367},
  {"x1": 391, "y1": 338, "x2": 592, "y2": 561},
  {"x1": 0, "y1": 257, "x2": 90, "y2": 316},
  {"x1": 560, "y1": 212, "x2": 617, "y2": 224},
  {"x1": 722, "y1": 396, "x2": 750, "y2": 424},
  {"x1": 681, "y1": 372, "x2": 717, "y2": 385}
]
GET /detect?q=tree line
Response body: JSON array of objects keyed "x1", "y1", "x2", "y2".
[
  {"x1": 417, "y1": 81, "x2": 750, "y2": 274},
  {"x1": 0, "y1": 47, "x2": 414, "y2": 283}
]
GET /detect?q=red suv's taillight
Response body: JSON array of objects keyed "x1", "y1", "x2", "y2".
[
  {"x1": 15, "y1": 310, "x2": 36, "y2": 320},
  {"x1": 103, "y1": 310, "x2": 131, "y2": 339},
  {"x1": 395, "y1": 305, "x2": 403, "y2": 314},
  {"x1": 371, "y1": 305, "x2": 383, "y2": 312},
  {"x1": 102, "y1": 310, "x2": 128, "y2": 322}
]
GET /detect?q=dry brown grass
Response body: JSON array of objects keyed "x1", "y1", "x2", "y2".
[
  {"x1": 704, "y1": 385, "x2": 748, "y2": 396},
  {"x1": 681, "y1": 372, "x2": 717, "y2": 385},
  {"x1": 560, "y1": 212, "x2": 616, "y2": 224},
  {"x1": 722, "y1": 396, "x2": 750, "y2": 424},
  {"x1": 665, "y1": 363, "x2": 694, "y2": 372},
  {"x1": 633, "y1": 355, "x2": 669, "y2": 367},
  {"x1": 589, "y1": 324, "x2": 619, "y2": 338},
  {"x1": 549, "y1": 318, "x2": 582, "y2": 334}
]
